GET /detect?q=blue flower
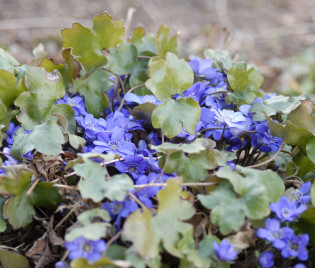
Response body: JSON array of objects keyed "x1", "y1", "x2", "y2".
[
  {"x1": 115, "y1": 155, "x2": 148, "y2": 179},
  {"x1": 75, "y1": 114, "x2": 106, "y2": 140},
  {"x1": 290, "y1": 181, "x2": 311, "y2": 207},
  {"x1": 102, "y1": 199, "x2": 138, "y2": 228},
  {"x1": 293, "y1": 264, "x2": 307, "y2": 268},
  {"x1": 6, "y1": 122, "x2": 21, "y2": 146},
  {"x1": 258, "y1": 251, "x2": 274, "y2": 268},
  {"x1": 189, "y1": 57, "x2": 225, "y2": 84},
  {"x1": 179, "y1": 82, "x2": 208, "y2": 103},
  {"x1": 200, "y1": 107, "x2": 225, "y2": 141},
  {"x1": 55, "y1": 261, "x2": 68, "y2": 268},
  {"x1": 213, "y1": 108, "x2": 249, "y2": 136},
  {"x1": 57, "y1": 93, "x2": 87, "y2": 116},
  {"x1": 65, "y1": 236, "x2": 106, "y2": 262},
  {"x1": 124, "y1": 93, "x2": 162, "y2": 106},
  {"x1": 213, "y1": 240, "x2": 238, "y2": 262},
  {"x1": 270, "y1": 196, "x2": 307, "y2": 222},
  {"x1": 256, "y1": 218, "x2": 294, "y2": 249},
  {"x1": 281, "y1": 233, "x2": 309, "y2": 261},
  {"x1": 93, "y1": 128, "x2": 137, "y2": 157},
  {"x1": 262, "y1": 132, "x2": 283, "y2": 153},
  {"x1": 106, "y1": 111, "x2": 142, "y2": 132}
]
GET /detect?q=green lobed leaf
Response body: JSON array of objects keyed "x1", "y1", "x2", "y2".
[
  {"x1": 72, "y1": 69, "x2": 113, "y2": 117},
  {"x1": 0, "y1": 196, "x2": 7, "y2": 232},
  {"x1": 286, "y1": 101, "x2": 315, "y2": 137},
  {"x1": 77, "y1": 208, "x2": 111, "y2": 225},
  {"x1": 152, "y1": 98, "x2": 201, "y2": 138},
  {"x1": 226, "y1": 61, "x2": 264, "y2": 106},
  {"x1": 130, "y1": 26, "x2": 157, "y2": 56},
  {"x1": 236, "y1": 166, "x2": 285, "y2": 203},
  {"x1": 14, "y1": 67, "x2": 66, "y2": 130},
  {"x1": 311, "y1": 182, "x2": 315, "y2": 207},
  {"x1": 198, "y1": 181, "x2": 245, "y2": 235},
  {"x1": 66, "y1": 222, "x2": 110, "y2": 242},
  {"x1": 30, "y1": 182, "x2": 64, "y2": 208},
  {"x1": 204, "y1": 49, "x2": 232, "y2": 72},
  {"x1": 0, "y1": 70, "x2": 23, "y2": 109},
  {"x1": 228, "y1": 61, "x2": 263, "y2": 91},
  {"x1": 0, "y1": 248, "x2": 29, "y2": 268},
  {"x1": 74, "y1": 159, "x2": 133, "y2": 202},
  {"x1": 0, "y1": 167, "x2": 63, "y2": 229},
  {"x1": 250, "y1": 95, "x2": 305, "y2": 121},
  {"x1": 267, "y1": 118, "x2": 313, "y2": 151},
  {"x1": 123, "y1": 177, "x2": 195, "y2": 259},
  {"x1": 155, "y1": 25, "x2": 177, "y2": 58},
  {"x1": 211, "y1": 199, "x2": 245, "y2": 235},
  {"x1": 145, "y1": 53, "x2": 194, "y2": 101},
  {"x1": 40, "y1": 48, "x2": 81, "y2": 89},
  {"x1": 0, "y1": 48, "x2": 19, "y2": 72},
  {"x1": 108, "y1": 42, "x2": 138, "y2": 75},
  {"x1": 62, "y1": 12, "x2": 124, "y2": 72},
  {"x1": 151, "y1": 140, "x2": 206, "y2": 154},
  {"x1": 306, "y1": 136, "x2": 315, "y2": 164}
]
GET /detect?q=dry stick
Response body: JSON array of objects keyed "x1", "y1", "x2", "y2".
[
  {"x1": 112, "y1": 76, "x2": 119, "y2": 111},
  {"x1": 134, "y1": 182, "x2": 218, "y2": 188},
  {"x1": 124, "y1": 7, "x2": 136, "y2": 40},
  {"x1": 117, "y1": 83, "x2": 146, "y2": 112},
  {"x1": 104, "y1": 230, "x2": 123, "y2": 255},
  {"x1": 128, "y1": 192, "x2": 146, "y2": 209},
  {"x1": 246, "y1": 143, "x2": 284, "y2": 168},
  {"x1": 26, "y1": 178, "x2": 41, "y2": 196},
  {"x1": 103, "y1": 92, "x2": 113, "y2": 113},
  {"x1": 55, "y1": 206, "x2": 77, "y2": 229}
]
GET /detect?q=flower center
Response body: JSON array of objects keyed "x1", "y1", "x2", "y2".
[
  {"x1": 281, "y1": 207, "x2": 292, "y2": 218},
  {"x1": 109, "y1": 141, "x2": 121, "y2": 151}
]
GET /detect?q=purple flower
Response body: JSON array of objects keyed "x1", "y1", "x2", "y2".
[
  {"x1": 55, "y1": 261, "x2": 68, "y2": 268},
  {"x1": 213, "y1": 240, "x2": 238, "y2": 262},
  {"x1": 102, "y1": 199, "x2": 138, "y2": 228},
  {"x1": 213, "y1": 108, "x2": 249, "y2": 136},
  {"x1": 57, "y1": 93, "x2": 87, "y2": 116},
  {"x1": 256, "y1": 218, "x2": 294, "y2": 249},
  {"x1": 290, "y1": 182, "x2": 312, "y2": 207},
  {"x1": 189, "y1": 57, "x2": 225, "y2": 84},
  {"x1": 293, "y1": 264, "x2": 307, "y2": 268},
  {"x1": 200, "y1": 107, "x2": 225, "y2": 141},
  {"x1": 106, "y1": 111, "x2": 142, "y2": 132},
  {"x1": 258, "y1": 251, "x2": 274, "y2": 268},
  {"x1": 93, "y1": 128, "x2": 137, "y2": 157},
  {"x1": 281, "y1": 233, "x2": 309, "y2": 261},
  {"x1": 262, "y1": 133, "x2": 283, "y2": 153},
  {"x1": 177, "y1": 121, "x2": 203, "y2": 141},
  {"x1": 75, "y1": 114, "x2": 106, "y2": 140},
  {"x1": 180, "y1": 82, "x2": 208, "y2": 103},
  {"x1": 124, "y1": 93, "x2": 162, "y2": 106},
  {"x1": 115, "y1": 155, "x2": 148, "y2": 179},
  {"x1": 270, "y1": 196, "x2": 307, "y2": 222},
  {"x1": 6, "y1": 123, "x2": 21, "y2": 146},
  {"x1": 65, "y1": 236, "x2": 106, "y2": 262}
]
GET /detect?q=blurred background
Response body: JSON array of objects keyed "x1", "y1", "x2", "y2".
[{"x1": 0, "y1": 0, "x2": 314, "y2": 93}]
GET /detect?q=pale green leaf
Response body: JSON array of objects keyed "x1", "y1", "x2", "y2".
[
  {"x1": 123, "y1": 177, "x2": 195, "y2": 259},
  {"x1": 152, "y1": 98, "x2": 201, "y2": 138},
  {"x1": 108, "y1": 42, "x2": 138, "y2": 75},
  {"x1": 145, "y1": 53, "x2": 193, "y2": 101},
  {"x1": 155, "y1": 25, "x2": 177, "y2": 58},
  {"x1": 62, "y1": 12, "x2": 124, "y2": 72}
]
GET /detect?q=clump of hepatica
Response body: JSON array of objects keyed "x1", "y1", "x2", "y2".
[
  {"x1": 53, "y1": 52, "x2": 292, "y2": 268},
  {"x1": 257, "y1": 182, "x2": 311, "y2": 264}
]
